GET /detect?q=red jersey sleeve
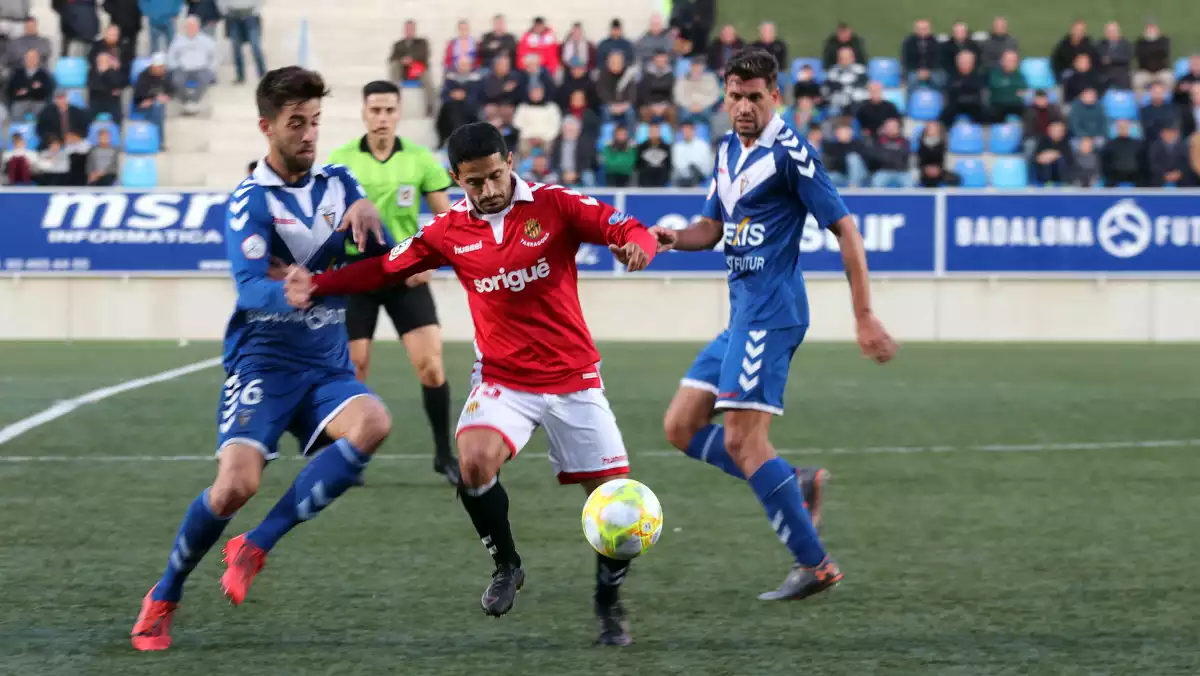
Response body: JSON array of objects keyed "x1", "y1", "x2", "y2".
[
  {"x1": 312, "y1": 232, "x2": 448, "y2": 297},
  {"x1": 549, "y1": 186, "x2": 657, "y2": 262}
]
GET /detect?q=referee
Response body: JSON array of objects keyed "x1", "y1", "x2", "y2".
[{"x1": 329, "y1": 80, "x2": 459, "y2": 485}]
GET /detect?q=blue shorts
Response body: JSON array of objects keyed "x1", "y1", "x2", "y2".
[
  {"x1": 681, "y1": 326, "x2": 807, "y2": 416},
  {"x1": 215, "y1": 365, "x2": 374, "y2": 461}
]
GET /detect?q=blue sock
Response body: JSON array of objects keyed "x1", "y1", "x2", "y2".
[
  {"x1": 152, "y1": 488, "x2": 232, "y2": 603},
  {"x1": 246, "y1": 438, "x2": 370, "y2": 552},
  {"x1": 748, "y1": 457, "x2": 826, "y2": 567},
  {"x1": 683, "y1": 424, "x2": 746, "y2": 480}
]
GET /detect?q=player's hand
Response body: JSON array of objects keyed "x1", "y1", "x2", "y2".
[
  {"x1": 647, "y1": 225, "x2": 678, "y2": 253},
  {"x1": 856, "y1": 313, "x2": 897, "y2": 364},
  {"x1": 609, "y1": 242, "x2": 651, "y2": 272},
  {"x1": 405, "y1": 270, "x2": 434, "y2": 287},
  {"x1": 283, "y1": 265, "x2": 314, "y2": 310},
  {"x1": 340, "y1": 200, "x2": 387, "y2": 251},
  {"x1": 266, "y1": 256, "x2": 289, "y2": 281}
]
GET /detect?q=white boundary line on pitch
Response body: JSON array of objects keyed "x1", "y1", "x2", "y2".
[
  {"x1": 0, "y1": 357, "x2": 222, "y2": 446},
  {"x1": 1, "y1": 438, "x2": 1197, "y2": 463}
]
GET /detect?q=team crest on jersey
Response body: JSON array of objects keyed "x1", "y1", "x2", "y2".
[
  {"x1": 739, "y1": 175, "x2": 750, "y2": 196},
  {"x1": 521, "y1": 218, "x2": 549, "y2": 247},
  {"x1": 464, "y1": 401, "x2": 480, "y2": 416},
  {"x1": 237, "y1": 408, "x2": 255, "y2": 427},
  {"x1": 320, "y1": 207, "x2": 336, "y2": 228}
]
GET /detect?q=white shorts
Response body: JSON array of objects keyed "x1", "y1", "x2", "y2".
[{"x1": 454, "y1": 382, "x2": 631, "y2": 485}]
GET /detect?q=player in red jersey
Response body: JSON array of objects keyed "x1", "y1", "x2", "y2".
[{"x1": 284, "y1": 122, "x2": 657, "y2": 646}]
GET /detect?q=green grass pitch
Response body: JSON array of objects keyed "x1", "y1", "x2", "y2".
[{"x1": 1, "y1": 341, "x2": 1198, "y2": 675}]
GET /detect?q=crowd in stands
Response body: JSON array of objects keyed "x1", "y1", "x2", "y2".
[
  {"x1": 394, "y1": 11, "x2": 1200, "y2": 189},
  {"x1": 0, "y1": 0, "x2": 266, "y2": 186}
]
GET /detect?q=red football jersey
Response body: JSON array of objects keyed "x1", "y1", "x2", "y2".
[{"x1": 311, "y1": 177, "x2": 656, "y2": 394}]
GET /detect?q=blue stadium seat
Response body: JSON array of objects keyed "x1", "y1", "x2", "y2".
[
  {"x1": 988, "y1": 123, "x2": 1023, "y2": 154},
  {"x1": 954, "y1": 158, "x2": 988, "y2": 188},
  {"x1": 791, "y1": 57, "x2": 825, "y2": 83},
  {"x1": 1176, "y1": 57, "x2": 1191, "y2": 80},
  {"x1": 94, "y1": 112, "x2": 113, "y2": 122},
  {"x1": 990, "y1": 157, "x2": 1028, "y2": 188},
  {"x1": 634, "y1": 122, "x2": 673, "y2": 144},
  {"x1": 88, "y1": 120, "x2": 122, "y2": 148},
  {"x1": 883, "y1": 87, "x2": 906, "y2": 114},
  {"x1": 130, "y1": 57, "x2": 152, "y2": 84},
  {"x1": 6, "y1": 122, "x2": 38, "y2": 150},
  {"x1": 694, "y1": 123, "x2": 711, "y2": 143},
  {"x1": 1103, "y1": 89, "x2": 1138, "y2": 120},
  {"x1": 597, "y1": 121, "x2": 616, "y2": 151},
  {"x1": 54, "y1": 57, "x2": 88, "y2": 89},
  {"x1": 1020, "y1": 57, "x2": 1055, "y2": 90},
  {"x1": 948, "y1": 122, "x2": 984, "y2": 154},
  {"x1": 674, "y1": 57, "x2": 692, "y2": 79},
  {"x1": 1109, "y1": 121, "x2": 1143, "y2": 140},
  {"x1": 124, "y1": 120, "x2": 162, "y2": 154},
  {"x1": 66, "y1": 88, "x2": 87, "y2": 109},
  {"x1": 121, "y1": 156, "x2": 159, "y2": 187},
  {"x1": 1023, "y1": 88, "x2": 1060, "y2": 105},
  {"x1": 908, "y1": 89, "x2": 944, "y2": 121},
  {"x1": 868, "y1": 58, "x2": 901, "y2": 87},
  {"x1": 909, "y1": 123, "x2": 925, "y2": 152}
]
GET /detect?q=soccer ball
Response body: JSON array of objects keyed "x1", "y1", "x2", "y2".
[{"x1": 581, "y1": 479, "x2": 664, "y2": 560}]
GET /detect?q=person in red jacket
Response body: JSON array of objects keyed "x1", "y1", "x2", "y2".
[{"x1": 517, "y1": 16, "x2": 560, "y2": 76}]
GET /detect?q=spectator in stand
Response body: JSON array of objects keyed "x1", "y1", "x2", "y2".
[
  {"x1": 436, "y1": 64, "x2": 482, "y2": 147},
  {"x1": 1175, "y1": 55, "x2": 1200, "y2": 137},
  {"x1": 527, "y1": 153, "x2": 554, "y2": 183},
  {"x1": 1063, "y1": 52, "x2": 1104, "y2": 103},
  {"x1": 1102, "y1": 119, "x2": 1144, "y2": 186},
  {"x1": 822, "y1": 21, "x2": 865, "y2": 69},
  {"x1": 4, "y1": 133, "x2": 35, "y2": 185},
  {"x1": 444, "y1": 20, "x2": 479, "y2": 71},
  {"x1": 5, "y1": 18, "x2": 52, "y2": 71},
  {"x1": 805, "y1": 123, "x2": 823, "y2": 151},
  {"x1": 167, "y1": 16, "x2": 219, "y2": 113},
  {"x1": 480, "y1": 14, "x2": 517, "y2": 67},
  {"x1": 186, "y1": 0, "x2": 219, "y2": 35},
  {"x1": 823, "y1": 46, "x2": 868, "y2": 115},
  {"x1": 751, "y1": 22, "x2": 787, "y2": 73},
  {"x1": 1148, "y1": 124, "x2": 1192, "y2": 186},
  {"x1": 1072, "y1": 136, "x2": 1100, "y2": 186},
  {"x1": 941, "y1": 21, "x2": 980, "y2": 77},
  {"x1": 518, "y1": 52, "x2": 555, "y2": 105},
  {"x1": 979, "y1": 16, "x2": 1018, "y2": 72},
  {"x1": 64, "y1": 129, "x2": 90, "y2": 186},
  {"x1": 596, "y1": 49, "x2": 637, "y2": 126},
  {"x1": 1096, "y1": 21, "x2": 1133, "y2": 90},
  {"x1": 706, "y1": 24, "x2": 742, "y2": 76},
  {"x1": 989, "y1": 49, "x2": 1027, "y2": 122},
  {"x1": 141, "y1": 0, "x2": 183, "y2": 55},
  {"x1": 856, "y1": 81, "x2": 900, "y2": 137},
  {"x1": 58, "y1": 0, "x2": 100, "y2": 58},
  {"x1": 87, "y1": 126, "x2": 119, "y2": 185},
  {"x1": 941, "y1": 50, "x2": 987, "y2": 126},
  {"x1": 517, "y1": 17, "x2": 560, "y2": 77},
  {"x1": 669, "y1": 0, "x2": 715, "y2": 58},
  {"x1": 481, "y1": 54, "x2": 522, "y2": 119},
  {"x1": 674, "y1": 55, "x2": 720, "y2": 125},
  {"x1": 0, "y1": 0, "x2": 29, "y2": 37},
  {"x1": 133, "y1": 53, "x2": 170, "y2": 143},
  {"x1": 596, "y1": 19, "x2": 634, "y2": 67},
  {"x1": 557, "y1": 59, "x2": 598, "y2": 111},
  {"x1": 220, "y1": 0, "x2": 266, "y2": 85},
  {"x1": 791, "y1": 63, "x2": 821, "y2": 105},
  {"x1": 635, "y1": 13, "x2": 673, "y2": 67},
  {"x1": 1032, "y1": 119, "x2": 1072, "y2": 185},
  {"x1": 559, "y1": 23, "x2": 595, "y2": 72},
  {"x1": 1051, "y1": 19, "x2": 1097, "y2": 83},
  {"x1": 37, "y1": 90, "x2": 89, "y2": 143},
  {"x1": 635, "y1": 122, "x2": 671, "y2": 187},
  {"x1": 485, "y1": 109, "x2": 520, "y2": 156},
  {"x1": 102, "y1": 0, "x2": 142, "y2": 77},
  {"x1": 89, "y1": 24, "x2": 127, "y2": 73},
  {"x1": 1133, "y1": 22, "x2": 1172, "y2": 95},
  {"x1": 443, "y1": 55, "x2": 482, "y2": 105},
  {"x1": 1141, "y1": 82, "x2": 1180, "y2": 143},
  {"x1": 671, "y1": 119, "x2": 711, "y2": 187},
  {"x1": 637, "y1": 50, "x2": 676, "y2": 124},
  {"x1": 601, "y1": 124, "x2": 636, "y2": 186},
  {"x1": 823, "y1": 121, "x2": 867, "y2": 187},
  {"x1": 513, "y1": 85, "x2": 561, "y2": 156},
  {"x1": 389, "y1": 21, "x2": 434, "y2": 116},
  {"x1": 87, "y1": 51, "x2": 127, "y2": 124},
  {"x1": 562, "y1": 89, "x2": 600, "y2": 141},
  {"x1": 901, "y1": 18, "x2": 944, "y2": 91},
  {"x1": 549, "y1": 115, "x2": 596, "y2": 187},
  {"x1": 1022, "y1": 89, "x2": 1064, "y2": 142},
  {"x1": 1067, "y1": 87, "x2": 1108, "y2": 146},
  {"x1": 866, "y1": 117, "x2": 911, "y2": 187},
  {"x1": 7, "y1": 49, "x2": 54, "y2": 121},
  {"x1": 790, "y1": 98, "x2": 823, "y2": 135},
  {"x1": 916, "y1": 121, "x2": 949, "y2": 187},
  {"x1": 35, "y1": 136, "x2": 69, "y2": 185}
]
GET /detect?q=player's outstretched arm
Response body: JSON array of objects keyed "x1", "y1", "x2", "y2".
[
  {"x1": 311, "y1": 234, "x2": 447, "y2": 297},
  {"x1": 551, "y1": 186, "x2": 658, "y2": 272},
  {"x1": 652, "y1": 216, "x2": 722, "y2": 252},
  {"x1": 829, "y1": 216, "x2": 897, "y2": 364}
]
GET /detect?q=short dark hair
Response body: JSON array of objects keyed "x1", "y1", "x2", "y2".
[
  {"x1": 362, "y1": 80, "x2": 400, "y2": 99},
  {"x1": 724, "y1": 47, "x2": 779, "y2": 88},
  {"x1": 256, "y1": 66, "x2": 331, "y2": 119},
  {"x1": 247, "y1": 160, "x2": 258, "y2": 175},
  {"x1": 447, "y1": 122, "x2": 508, "y2": 172}
]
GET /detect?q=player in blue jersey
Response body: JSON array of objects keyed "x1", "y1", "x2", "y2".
[
  {"x1": 651, "y1": 48, "x2": 898, "y2": 601},
  {"x1": 131, "y1": 67, "x2": 394, "y2": 651}
]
